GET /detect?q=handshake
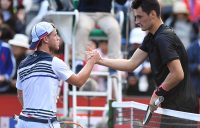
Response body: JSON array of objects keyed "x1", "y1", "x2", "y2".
[{"x1": 85, "y1": 49, "x2": 102, "y2": 64}]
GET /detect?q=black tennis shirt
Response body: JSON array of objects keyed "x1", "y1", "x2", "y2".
[{"x1": 140, "y1": 24, "x2": 198, "y2": 113}]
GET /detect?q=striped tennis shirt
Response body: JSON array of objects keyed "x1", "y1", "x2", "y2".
[{"x1": 16, "y1": 51, "x2": 74, "y2": 120}]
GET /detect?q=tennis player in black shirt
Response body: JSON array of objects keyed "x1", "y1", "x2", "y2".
[{"x1": 88, "y1": 0, "x2": 199, "y2": 127}]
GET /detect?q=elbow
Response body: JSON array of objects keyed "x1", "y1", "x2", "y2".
[
  {"x1": 128, "y1": 66, "x2": 136, "y2": 72},
  {"x1": 75, "y1": 81, "x2": 85, "y2": 88},
  {"x1": 127, "y1": 68, "x2": 134, "y2": 72},
  {"x1": 177, "y1": 71, "x2": 184, "y2": 82}
]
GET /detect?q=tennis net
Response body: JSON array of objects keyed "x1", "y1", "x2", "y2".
[{"x1": 108, "y1": 100, "x2": 200, "y2": 128}]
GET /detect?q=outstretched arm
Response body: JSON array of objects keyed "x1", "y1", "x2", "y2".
[
  {"x1": 98, "y1": 48, "x2": 148, "y2": 72},
  {"x1": 67, "y1": 50, "x2": 100, "y2": 87}
]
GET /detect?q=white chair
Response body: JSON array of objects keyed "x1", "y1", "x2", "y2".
[{"x1": 45, "y1": 10, "x2": 79, "y2": 63}]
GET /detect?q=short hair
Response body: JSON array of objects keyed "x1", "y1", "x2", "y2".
[{"x1": 131, "y1": 0, "x2": 161, "y2": 17}]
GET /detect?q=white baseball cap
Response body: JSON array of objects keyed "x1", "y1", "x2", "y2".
[
  {"x1": 173, "y1": 1, "x2": 189, "y2": 14},
  {"x1": 8, "y1": 34, "x2": 29, "y2": 48},
  {"x1": 30, "y1": 21, "x2": 55, "y2": 50},
  {"x1": 129, "y1": 27, "x2": 146, "y2": 44}
]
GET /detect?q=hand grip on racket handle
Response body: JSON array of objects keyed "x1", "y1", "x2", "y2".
[
  {"x1": 143, "y1": 96, "x2": 164, "y2": 125},
  {"x1": 154, "y1": 96, "x2": 164, "y2": 106},
  {"x1": 150, "y1": 96, "x2": 164, "y2": 112}
]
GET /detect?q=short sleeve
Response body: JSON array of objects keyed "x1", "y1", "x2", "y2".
[
  {"x1": 52, "y1": 57, "x2": 74, "y2": 81},
  {"x1": 140, "y1": 33, "x2": 152, "y2": 52},
  {"x1": 156, "y1": 34, "x2": 179, "y2": 64}
]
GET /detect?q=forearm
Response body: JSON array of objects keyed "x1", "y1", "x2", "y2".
[
  {"x1": 155, "y1": 60, "x2": 184, "y2": 98},
  {"x1": 17, "y1": 90, "x2": 23, "y2": 107},
  {"x1": 159, "y1": 60, "x2": 184, "y2": 91},
  {"x1": 76, "y1": 60, "x2": 96, "y2": 87},
  {"x1": 98, "y1": 58, "x2": 134, "y2": 72},
  {"x1": 161, "y1": 72, "x2": 183, "y2": 91},
  {"x1": 98, "y1": 48, "x2": 148, "y2": 72}
]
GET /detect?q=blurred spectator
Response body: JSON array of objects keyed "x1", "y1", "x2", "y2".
[
  {"x1": 0, "y1": 0, "x2": 16, "y2": 30},
  {"x1": 0, "y1": 11, "x2": 4, "y2": 26},
  {"x1": 165, "y1": 1, "x2": 199, "y2": 49},
  {"x1": 184, "y1": 0, "x2": 200, "y2": 22},
  {"x1": 0, "y1": 24, "x2": 14, "y2": 42},
  {"x1": 187, "y1": 21, "x2": 200, "y2": 112},
  {"x1": 75, "y1": 0, "x2": 126, "y2": 74},
  {"x1": 0, "y1": 24, "x2": 15, "y2": 94},
  {"x1": 79, "y1": 78, "x2": 98, "y2": 92},
  {"x1": 48, "y1": 0, "x2": 74, "y2": 11},
  {"x1": 158, "y1": 0, "x2": 174, "y2": 22},
  {"x1": 126, "y1": 27, "x2": 154, "y2": 96},
  {"x1": 25, "y1": 0, "x2": 49, "y2": 36},
  {"x1": 15, "y1": 5, "x2": 26, "y2": 34},
  {"x1": 8, "y1": 34, "x2": 29, "y2": 93}
]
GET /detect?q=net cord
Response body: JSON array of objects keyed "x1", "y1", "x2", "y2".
[{"x1": 112, "y1": 101, "x2": 200, "y2": 122}]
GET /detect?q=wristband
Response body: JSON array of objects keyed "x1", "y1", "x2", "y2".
[{"x1": 155, "y1": 87, "x2": 168, "y2": 96}]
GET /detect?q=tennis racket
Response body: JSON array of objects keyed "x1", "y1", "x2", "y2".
[
  {"x1": 143, "y1": 96, "x2": 164, "y2": 125},
  {"x1": 60, "y1": 121, "x2": 83, "y2": 128}
]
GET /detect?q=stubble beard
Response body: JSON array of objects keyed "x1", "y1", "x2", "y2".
[{"x1": 49, "y1": 45, "x2": 59, "y2": 54}]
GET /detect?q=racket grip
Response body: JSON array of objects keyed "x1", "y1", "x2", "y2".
[{"x1": 154, "y1": 96, "x2": 164, "y2": 106}]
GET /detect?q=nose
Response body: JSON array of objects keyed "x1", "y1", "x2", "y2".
[
  {"x1": 135, "y1": 17, "x2": 140, "y2": 26},
  {"x1": 57, "y1": 36, "x2": 60, "y2": 41}
]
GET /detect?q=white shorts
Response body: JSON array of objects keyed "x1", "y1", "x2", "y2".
[{"x1": 15, "y1": 119, "x2": 61, "y2": 128}]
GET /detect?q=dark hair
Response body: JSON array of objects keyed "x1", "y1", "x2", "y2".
[
  {"x1": 0, "y1": 24, "x2": 14, "y2": 41},
  {"x1": 131, "y1": 0, "x2": 161, "y2": 17},
  {"x1": 0, "y1": 0, "x2": 14, "y2": 14}
]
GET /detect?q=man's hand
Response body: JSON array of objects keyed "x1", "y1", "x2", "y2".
[
  {"x1": 86, "y1": 49, "x2": 101, "y2": 63},
  {"x1": 149, "y1": 91, "x2": 159, "y2": 112}
]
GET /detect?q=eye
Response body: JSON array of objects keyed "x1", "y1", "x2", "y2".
[{"x1": 135, "y1": 15, "x2": 142, "y2": 20}]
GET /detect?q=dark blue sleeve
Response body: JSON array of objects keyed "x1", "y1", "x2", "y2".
[{"x1": 5, "y1": 47, "x2": 16, "y2": 80}]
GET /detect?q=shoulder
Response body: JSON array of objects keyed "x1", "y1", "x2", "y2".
[
  {"x1": 18, "y1": 51, "x2": 53, "y2": 69},
  {"x1": 52, "y1": 56, "x2": 67, "y2": 67},
  {"x1": 155, "y1": 26, "x2": 177, "y2": 44},
  {"x1": 52, "y1": 56, "x2": 64, "y2": 63}
]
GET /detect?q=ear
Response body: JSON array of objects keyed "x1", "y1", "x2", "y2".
[
  {"x1": 149, "y1": 10, "x2": 157, "y2": 18},
  {"x1": 43, "y1": 36, "x2": 49, "y2": 44}
]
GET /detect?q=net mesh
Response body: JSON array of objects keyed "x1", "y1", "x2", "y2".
[{"x1": 110, "y1": 101, "x2": 200, "y2": 128}]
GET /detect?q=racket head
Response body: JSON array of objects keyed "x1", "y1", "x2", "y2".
[{"x1": 59, "y1": 121, "x2": 83, "y2": 128}]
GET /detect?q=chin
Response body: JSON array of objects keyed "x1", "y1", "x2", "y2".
[{"x1": 141, "y1": 27, "x2": 147, "y2": 31}]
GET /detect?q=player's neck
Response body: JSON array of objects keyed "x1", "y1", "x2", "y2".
[
  {"x1": 37, "y1": 47, "x2": 51, "y2": 54},
  {"x1": 149, "y1": 18, "x2": 163, "y2": 35}
]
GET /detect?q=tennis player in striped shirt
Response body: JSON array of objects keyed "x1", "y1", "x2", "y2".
[{"x1": 15, "y1": 21, "x2": 100, "y2": 128}]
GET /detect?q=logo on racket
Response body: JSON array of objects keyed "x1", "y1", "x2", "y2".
[{"x1": 143, "y1": 96, "x2": 164, "y2": 125}]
